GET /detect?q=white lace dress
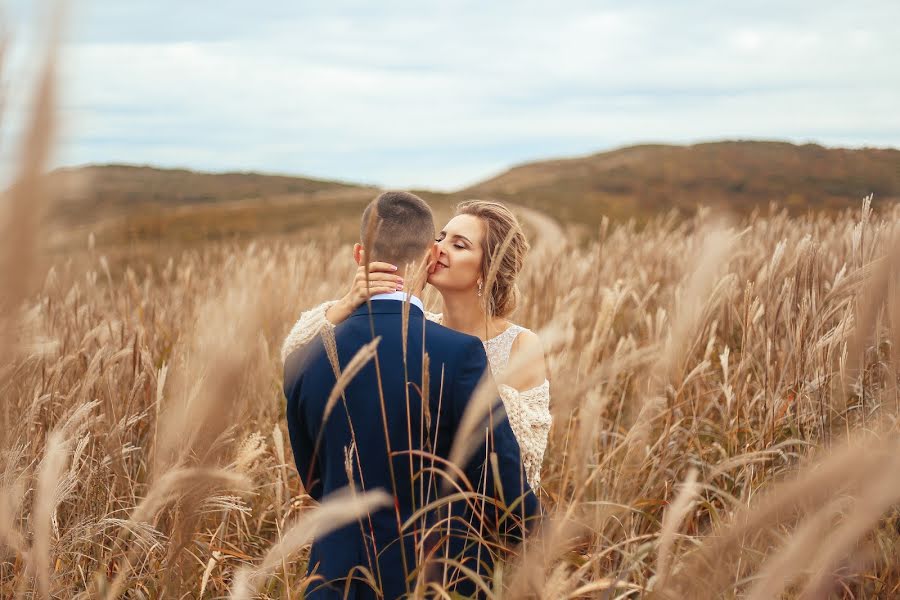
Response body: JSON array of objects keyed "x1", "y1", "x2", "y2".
[{"x1": 280, "y1": 300, "x2": 552, "y2": 489}]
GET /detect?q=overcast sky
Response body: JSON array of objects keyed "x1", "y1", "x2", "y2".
[{"x1": 3, "y1": 1, "x2": 899, "y2": 190}]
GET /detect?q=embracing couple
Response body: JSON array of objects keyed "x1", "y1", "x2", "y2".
[{"x1": 281, "y1": 191, "x2": 552, "y2": 598}]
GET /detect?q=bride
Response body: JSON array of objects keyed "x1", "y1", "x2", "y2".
[{"x1": 281, "y1": 199, "x2": 551, "y2": 489}]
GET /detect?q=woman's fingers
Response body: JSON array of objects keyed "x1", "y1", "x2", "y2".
[
  {"x1": 365, "y1": 261, "x2": 399, "y2": 273},
  {"x1": 351, "y1": 264, "x2": 403, "y2": 304},
  {"x1": 355, "y1": 272, "x2": 404, "y2": 286},
  {"x1": 354, "y1": 286, "x2": 403, "y2": 301},
  {"x1": 353, "y1": 274, "x2": 403, "y2": 294}
]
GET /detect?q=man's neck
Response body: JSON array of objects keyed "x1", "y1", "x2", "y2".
[{"x1": 368, "y1": 280, "x2": 426, "y2": 311}]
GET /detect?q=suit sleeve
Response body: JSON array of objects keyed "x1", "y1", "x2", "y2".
[
  {"x1": 451, "y1": 338, "x2": 540, "y2": 539},
  {"x1": 283, "y1": 352, "x2": 324, "y2": 501}
]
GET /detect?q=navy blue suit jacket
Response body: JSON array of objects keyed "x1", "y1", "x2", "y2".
[{"x1": 283, "y1": 300, "x2": 540, "y2": 599}]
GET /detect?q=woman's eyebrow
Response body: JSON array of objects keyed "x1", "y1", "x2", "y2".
[{"x1": 439, "y1": 231, "x2": 472, "y2": 245}]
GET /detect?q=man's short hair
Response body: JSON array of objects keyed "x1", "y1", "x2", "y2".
[{"x1": 360, "y1": 191, "x2": 435, "y2": 267}]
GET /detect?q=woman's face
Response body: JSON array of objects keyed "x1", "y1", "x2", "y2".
[{"x1": 428, "y1": 214, "x2": 485, "y2": 292}]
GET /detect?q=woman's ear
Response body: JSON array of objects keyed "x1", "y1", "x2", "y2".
[{"x1": 353, "y1": 243, "x2": 364, "y2": 265}]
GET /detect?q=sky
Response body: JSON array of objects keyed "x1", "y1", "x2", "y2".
[{"x1": 2, "y1": 0, "x2": 899, "y2": 190}]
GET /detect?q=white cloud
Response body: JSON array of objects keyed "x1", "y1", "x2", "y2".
[{"x1": 2, "y1": 0, "x2": 898, "y2": 190}]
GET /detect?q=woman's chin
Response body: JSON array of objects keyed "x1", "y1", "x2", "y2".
[{"x1": 426, "y1": 272, "x2": 450, "y2": 290}]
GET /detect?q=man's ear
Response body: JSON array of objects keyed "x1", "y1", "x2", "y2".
[{"x1": 353, "y1": 243, "x2": 364, "y2": 266}]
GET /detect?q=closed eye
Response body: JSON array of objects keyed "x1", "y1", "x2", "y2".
[{"x1": 437, "y1": 232, "x2": 469, "y2": 249}]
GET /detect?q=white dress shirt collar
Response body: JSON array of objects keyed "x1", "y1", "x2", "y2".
[{"x1": 368, "y1": 291, "x2": 425, "y2": 312}]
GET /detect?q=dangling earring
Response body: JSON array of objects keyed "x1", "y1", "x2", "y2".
[{"x1": 477, "y1": 279, "x2": 483, "y2": 297}]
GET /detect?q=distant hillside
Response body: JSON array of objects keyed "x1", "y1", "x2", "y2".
[
  {"x1": 43, "y1": 141, "x2": 900, "y2": 255},
  {"x1": 463, "y1": 141, "x2": 900, "y2": 226},
  {"x1": 48, "y1": 164, "x2": 368, "y2": 226},
  {"x1": 41, "y1": 166, "x2": 463, "y2": 259}
]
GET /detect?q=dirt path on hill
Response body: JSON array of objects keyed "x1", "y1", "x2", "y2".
[{"x1": 509, "y1": 203, "x2": 566, "y2": 254}]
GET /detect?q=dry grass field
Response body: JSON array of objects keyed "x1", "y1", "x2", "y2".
[
  {"x1": 2, "y1": 19, "x2": 899, "y2": 600},
  {"x1": 4, "y1": 191, "x2": 900, "y2": 597}
]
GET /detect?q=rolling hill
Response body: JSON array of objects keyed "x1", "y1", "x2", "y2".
[
  {"x1": 464, "y1": 141, "x2": 900, "y2": 225},
  {"x1": 44, "y1": 165, "x2": 377, "y2": 251},
  {"x1": 40, "y1": 165, "x2": 463, "y2": 268},
  {"x1": 48, "y1": 164, "x2": 372, "y2": 225},
  {"x1": 43, "y1": 141, "x2": 900, "y2": 255}
]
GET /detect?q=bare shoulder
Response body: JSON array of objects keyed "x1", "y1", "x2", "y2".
[
  {"x1": 512, "y1": 327, "x2": 541, "y2": 349},
  {"x1": 510, "y1": 328, "x2": 548, "y2": 389}
]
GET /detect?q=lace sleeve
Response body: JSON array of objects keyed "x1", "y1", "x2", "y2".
[
  {"x1": 280, "y1": 300, "x2": 341, "y2": 364},
  {"x1": 497, "y1": 379, "x2": 551, "y2": 490}
]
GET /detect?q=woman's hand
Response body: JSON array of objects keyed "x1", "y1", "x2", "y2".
[
  {"x1": 326, "y1": 261, "x2": 404, "y2": 324},
  {"x1": 342, "y1": 261, "x2": 404, "y2": 308}
]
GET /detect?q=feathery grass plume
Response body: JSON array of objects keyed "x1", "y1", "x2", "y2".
[
  {"x1": 652, "y1": 431, "x2": 899, "y2": 599},
  {"x1": 322, "y1": 337, "x2": 380, "y2": 426},
  {"x1": 798, "y1": 446, "x2": 900, "y2": 597},
  {"x1": 229, "y1": 487, "x2": 391, "y2": 599},
  {"x1": 843, "y1": 228, "x2": 900, "y2": 398},
  {"x1": 504, "y1": 515, "x2": 586, "y2": 598},
  {"x1": 744, "y1": 494, "x2": 854, "y2": 600},
  {"x1": 98, "y1": 467, "x2": 252, "y2": 599},
  {"x1": 652, "y1": 224, "x2": 736, "y2": 387},
  {"x1": 0, "y1": 480, "x2": 27, "y2": 559},
  {"x1": 231, "y1": 431, "x2": 266, "y2": 474},
  {"x1": 140, "y1": 254, "x2": 272, "y2": 593},
  {"x1": 272, "y1": 422, "x2": 289, "y2": 520},
  {"x1": 303, "y1": 337, "x2": 380, "y2": 493},
  {"x1": 32, "y1": 431, "x2": 67, "y2": 598},
  {"x1": 654, "y1": 466, "x2": 698, "y2": 588},
  {"x1": 2, "y1": 147, "x2": 900, "y2": 596},
  {"x1": 27, "y1": 394, "x2": 97, "y2": 597},
  {"x1": 152, "y1": 258, "x2": 269, "y2": 475},
  {"x1": 0, "y1": 4, "x2": 62, "y2": 458}
]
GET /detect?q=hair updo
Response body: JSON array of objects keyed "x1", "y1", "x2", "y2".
[{"x1": 455, "y1": 199, "x2": 530, "y2": 318}]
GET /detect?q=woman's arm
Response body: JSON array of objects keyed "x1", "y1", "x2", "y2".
[
  {"x1": 280, "y1": 300, "x2": 341, "y2": 364},
  {"x1": 501, "y1": 329, "x2": 551, "y2": 489},
  {"x1": 280, "y1": 261, "x2": 404, "y2": 364},
  {"x1": 327, "y1": 260, "x2": 404, "y2": 324},
  {"x1": 498, "y1": 381, "x2": 551, "y2": 490}
]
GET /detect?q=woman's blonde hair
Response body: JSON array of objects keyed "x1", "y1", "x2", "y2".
[{"x1": 455, "y1": 199, "x2": 530, "y2": 318}]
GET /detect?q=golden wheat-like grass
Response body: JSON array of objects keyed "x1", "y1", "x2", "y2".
[
  {"x1": 2, "y1": 11, "x2": 899, "y2": 599},
  {"x1": 0, "y1": 195, "x2": 896, "y2": 598}
]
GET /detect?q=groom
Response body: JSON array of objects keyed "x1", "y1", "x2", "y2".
[{"x1": 283, "y1": 191, "x2": 539, "y2": 599}]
